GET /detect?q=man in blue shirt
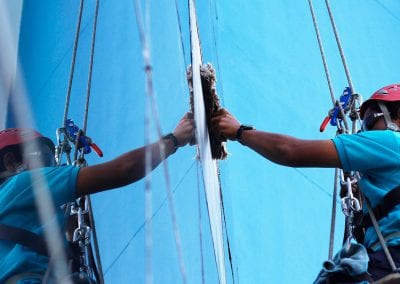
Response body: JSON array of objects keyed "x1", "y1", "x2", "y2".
[
  {"x1": 212, "y1": 84, "x2": 400, "y2": 282},
  {"x1": 0, "y1": 113, "x2": 194, "y2": 283}
]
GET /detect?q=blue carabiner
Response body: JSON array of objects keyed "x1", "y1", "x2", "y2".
[
  {"x1": 330, "y1": 87, "x2": 352, "y2": 127},
  {"x1": 65, "y1": 119, "x2": 92, "y2": 155}
]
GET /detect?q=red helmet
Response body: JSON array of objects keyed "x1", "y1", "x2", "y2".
[
  {"x1": 0, "y1": 128, "x2": 55, "y2": 152},
  {"x1": 360, "y1": 84, "x2": 400, "y2": 119}
]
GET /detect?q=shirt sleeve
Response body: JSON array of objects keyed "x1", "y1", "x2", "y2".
[
  {"x1": 45, "y1": 166, "x2": 80, "y2": 207},
  {"x1": 332, "y1": 130, "x2": 400, "y2": 173}
]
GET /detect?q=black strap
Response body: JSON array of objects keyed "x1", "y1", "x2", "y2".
[
  {"x1": 0, "y1": 223, "x2": 49, "y2": 256},
  {"x1": 362, "y1": 185, "x2": 400, "y2": 228}
]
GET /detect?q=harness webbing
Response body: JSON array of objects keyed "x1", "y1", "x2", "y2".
[
  {"x1": 0, "y1": 224, "x2": 48, "y2": 256},
  {"x1": 361, "y1": 186, "x2": 400, "y2": 228}
]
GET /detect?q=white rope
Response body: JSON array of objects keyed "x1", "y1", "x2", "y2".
[
  {"x1": 134, "y1": 0, "x2": 188, "y2": 283},
  {"x1": 324, "y1": 0, "x2": 355, "y2": 94},
  {"x1": 189, "y1": 0, "x2": 227, "y2": 283},
  {"x1": 62, "y1": 0, "x2": 84, "y2": 127}
]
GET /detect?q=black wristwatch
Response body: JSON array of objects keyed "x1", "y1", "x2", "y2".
[
  {"x1": 162, "y1": 133, "x2": 179, "y2": 153},
  {"x1": 236, "y1": 124, "x2": 255, "y2": 145}
]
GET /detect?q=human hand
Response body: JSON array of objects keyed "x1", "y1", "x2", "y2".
[
  {"x1": 173, "y1": 112, "x2": 195, "y2": 147},
  {"x1": 211, "y1": 108, "x2": 241, "y2": 140}
]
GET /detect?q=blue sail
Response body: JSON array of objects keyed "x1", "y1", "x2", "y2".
[{"x1": 3, "y1": 0, "x2": 400, "y2": 283}]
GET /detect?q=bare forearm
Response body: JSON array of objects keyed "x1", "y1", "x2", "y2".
[
  {"x1": 240, "y1": 130, "x2": 340, "y2": 168},
  {"x1": 77, "y1": 138, "x2": 176, "y2": 196}
]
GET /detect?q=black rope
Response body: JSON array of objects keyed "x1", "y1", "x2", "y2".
[
  {"x1": 196, "y1": 161, "x2": 206, "y2": 284},
  {"x1": 219, "y1": 178, "x2": 236, "y2": 284},
  {"x1": 208, "y1": 0, "x2": 225, "y2": 105},
  {"x1": 174, "y1": 0, "x2": 189, "y2": 69}
]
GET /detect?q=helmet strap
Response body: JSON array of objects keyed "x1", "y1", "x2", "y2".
[{"x1": 378, "y1": 101, "x2": 399, "y2": 131}]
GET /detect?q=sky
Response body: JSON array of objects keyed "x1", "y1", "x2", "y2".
[{"x1": 6, "y1": 0, "x2": 400, "y2": 283}]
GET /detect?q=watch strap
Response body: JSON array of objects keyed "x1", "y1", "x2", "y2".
[
  {"x1": 162, "y1": 133, "x2": 179, "y2": 153},
  {"x1": 236, "y1": 125, "x2": 254, "y2": 144}
]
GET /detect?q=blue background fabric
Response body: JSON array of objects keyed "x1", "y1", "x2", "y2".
[{"x1": 3, "y1": 0, "x2": 400, "y2": 283}]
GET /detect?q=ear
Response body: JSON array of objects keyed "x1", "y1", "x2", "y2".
[
  {"x1": 395, "y1": 109, "x2": 400, "y2": 127},
  {"x1": 3, "y1": 152, "x2": 20, "y2": 171}
]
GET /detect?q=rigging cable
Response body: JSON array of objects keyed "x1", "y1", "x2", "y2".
[
  {"x1": 188, "y1": 0, "x2": 227, "y2": 282},
  {"x1": 133, "y1": 0, "x2": 188, "y2": 283}
]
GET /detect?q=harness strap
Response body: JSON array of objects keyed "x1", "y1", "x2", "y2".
[
  {"x1": 0, "y1": 224, "x2": 48, "y2": 256},
  {"x1": 362, "y1": 185, "x2": 400, "y2": 228}
]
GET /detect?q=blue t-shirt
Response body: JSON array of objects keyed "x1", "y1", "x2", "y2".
[
  {"x1": 333, "y1": 130, "x2": 400, "y2": 249},
  {"x1": 0, "y1": 166, "x2": 79, "y2": 282}
]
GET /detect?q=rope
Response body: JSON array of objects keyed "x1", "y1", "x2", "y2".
[
  {"x1": 196, "y1": 160, "x2": 206, "y2": 284},
  {"x1": 208, "y1": 0, "x2": 225, "y2": 105},
  {"x1": 62, "y1": 0, "x2": 84, "y2": 127},
  {"x1": 307, "y1": 0, "x2": 357, "y2": 261},
  {"x1": 174, "y1": 0, "x2": 189, "y2": 69},
  {"x1": 58, "y1": 0, "x2": 105, "y2": 281},
  {"x1": 328, "y1": 169, "x2": 339, "y2": 260},
  {"x1": 324, "y1": 0, "x2": 355, "y2": 94},
  {"x1": 134, "y1": 1, "x2": 188, "y2": 283},
  {"x1": 83, "y1": 0, "x2": 100, "y2": 133},
  {"x1": 307, "y1": 0, "x2": 335, "y2": 106},
  {"x1": 220, "y1": 182, "x2": 236, "y2": 283},
  {"x1": 364, "y1": 196, "x2": 399, "y2": 272},
  {"x1": 80, "y1": 2, "x2": 104, "y2": 282}
]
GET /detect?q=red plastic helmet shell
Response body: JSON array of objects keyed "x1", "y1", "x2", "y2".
[
  {"x1": 0, "y1": 128, "x2": 54, "y2": 152},
  {"x1": 360, "y1": 84, "x2": 400, "y2": 119}
]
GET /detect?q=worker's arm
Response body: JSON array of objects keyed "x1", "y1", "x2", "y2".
[
  {"x1": 76, "y1": 113, "x2": 194, "y2": 196},
  {"x1": 211, "y1": 109, "x2": 341, "y2": 168}
]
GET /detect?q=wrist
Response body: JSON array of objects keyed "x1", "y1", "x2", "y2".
[
  {"x1": 162, "y1": 133, "x2": 179, "y2": 154},
  {"x1": 235, "y1": 124, "x2": 255, "y2": 145}
]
